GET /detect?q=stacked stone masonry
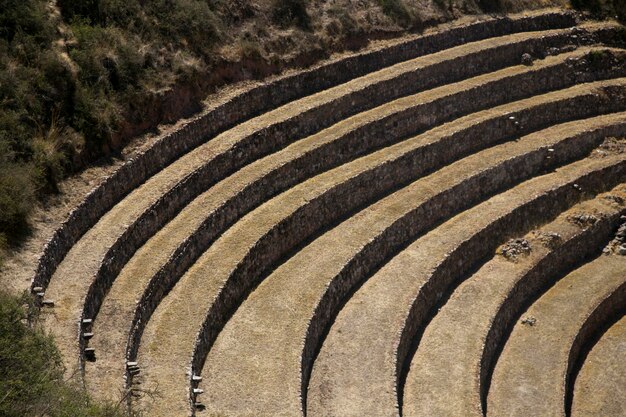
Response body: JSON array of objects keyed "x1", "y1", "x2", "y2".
[{"x1": 28, "y1": 9, "x2": 626, "y2": 417}]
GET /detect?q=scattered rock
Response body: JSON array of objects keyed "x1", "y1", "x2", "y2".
[
  {"x1": 592, "y1": 137, "x2": 626, "y2": 158},
  {"x1": 568, "y1": 213, "x2": 599, "y2": 228},
  {"x1": 521, "y1": 316, "x2": 537, "y2": 326},
  {"x1": 499, "y1": 238, "x2": 531, "y2": 261},
  {"x1": 604, "y1": 220, "x2": 626, "y2": 255},
  {"x1": 602, "y1": 194, "x2": 625, "y2": 206},
  {"x1": 547, "y1": 47, "x2": 560, "y2": 56},
  {"x1": 536, "y1": 231, "x2": 562, "y2": 249},
  {"x1": 521, "y1": 53, "x2": 534, "y2": 66}
]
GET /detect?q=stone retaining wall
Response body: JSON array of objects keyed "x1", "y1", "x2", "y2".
[
  {"x1": 184, "y1": 127, "x2": 626, "y2": 412},
  {"x1": 479, "y1": 204, "x2": 626, "y2": 410},
  {"x1": 565, "y1": 278, "x2": 626, "y2": 414},
  {"x1": 120, "y1": 41, "x2": 626, "y2": 374},
  {"x1": 301, "y1": 131, "x2": 626, "y2": 413},
  {"x1": 188, "y1": 81, "x2": 626, "y2": 382},
  {"x1": 31, "y1": 12, "x2": 577, "y2": 295}
]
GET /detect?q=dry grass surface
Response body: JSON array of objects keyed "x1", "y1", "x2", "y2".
[{"x1": 1, "y1": 4, "x2": 625, "y2": 417}]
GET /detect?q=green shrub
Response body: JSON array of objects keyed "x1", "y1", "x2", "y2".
[
  {"x1": 0, "y1": 0, "x2": 54, "y2": 43},
  {"x1": 0, "y1": 162, "x2": 35, "y2": 238},
  {"x1": 588, "y1": 49, "x2": 610, "y2": 66},
  {"x1": 0, "y1": 233, "x2": 8, "y2": 268},
  {"x1": 0, "y1": 290, "x2": 135, "y2": 416},
  {"x1": 272, "y1": 0, "x2": 311, "y2": 29},
  {"x1": 32, "y1": 135, "x2": 67, "y2": 194},
  {"x1": 433, "y1": 0, "x2": 451, "y2": 10},
  {"x1": 618, "y1": 0, "x2": 626, "y2": 21},
  {"x1": 327, "y1": 5, "x2": 360, "y2": 36},
  {"x1": 377, "y1": 0, "x2": 413, "y2": 27},
  {"x1": 157, "y1": 0, "x2": 222, "y2": 53},
  {"x1": 57, "y1": 0, "x2": 101, "y2": 24}
]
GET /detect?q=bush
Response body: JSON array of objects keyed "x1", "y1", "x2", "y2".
[
  {"x1": 272, "y1": 0, "x2": 311, "y2": 29},
  {"x1": 57, "y1": 0, "x2": 101, "y2": 24},
  {"x1": 0, "y1": 233, "x2": 7, "y2": 268},
  {"x1": 155, "y1": 0, "x2": 222, "y2": 54},
  {"x1": 377, "y1": 0, "x2": 413, "y2": 27},
  {"x1": 0, "y1": 162, "x2": 35, "y2": 238},
  {"x1": 0, "y1": 290, "x2": 135, "y2": 417},
  {"x1": 0, "y1": 0, "x2": 54, "y2": 43}
]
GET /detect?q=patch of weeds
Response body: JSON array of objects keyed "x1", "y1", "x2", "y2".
[
  {"x1": 327, "y1": 5, "x2": 360, "y2": 36},
  {"x1": 535, "y1": 231, "x2": 563, "y2": 249},
  {"x1": 588, "y1": 49, "x2": 611, "y2": 68},
  {"x1": 0, "y1": 162, "x2": 35, "y2": 240},
  {"x1": 433, "y1": 0, "x2": 451, "y2": 11},
  {"x1": 238, "y1": 36, "x2": 263, "y2": 60},
  {"x1": 0, "y1": 233, "x2": 7, "y2": 268}
]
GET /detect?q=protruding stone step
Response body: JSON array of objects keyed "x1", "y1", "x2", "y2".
[
  {"x1": 41, "y1": 300, "x2": 55, "y2": 308},
  {"x1": 84, "y1": 348, "x2": 96, "y2": 362}
]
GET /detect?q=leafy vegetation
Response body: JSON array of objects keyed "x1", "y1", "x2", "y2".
[
  {"x1": 378, "y1": 0, "x2": 415, "y2": 26},
  {"x1": 0, "y1": 0, "x2": 224, "y2": 257},
  {"x1": 272, "y1": 0, "x2": 311, "y2": 29},
  {"x1": 0, "y1": 290, "x2": 135, "y2": 416}
]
